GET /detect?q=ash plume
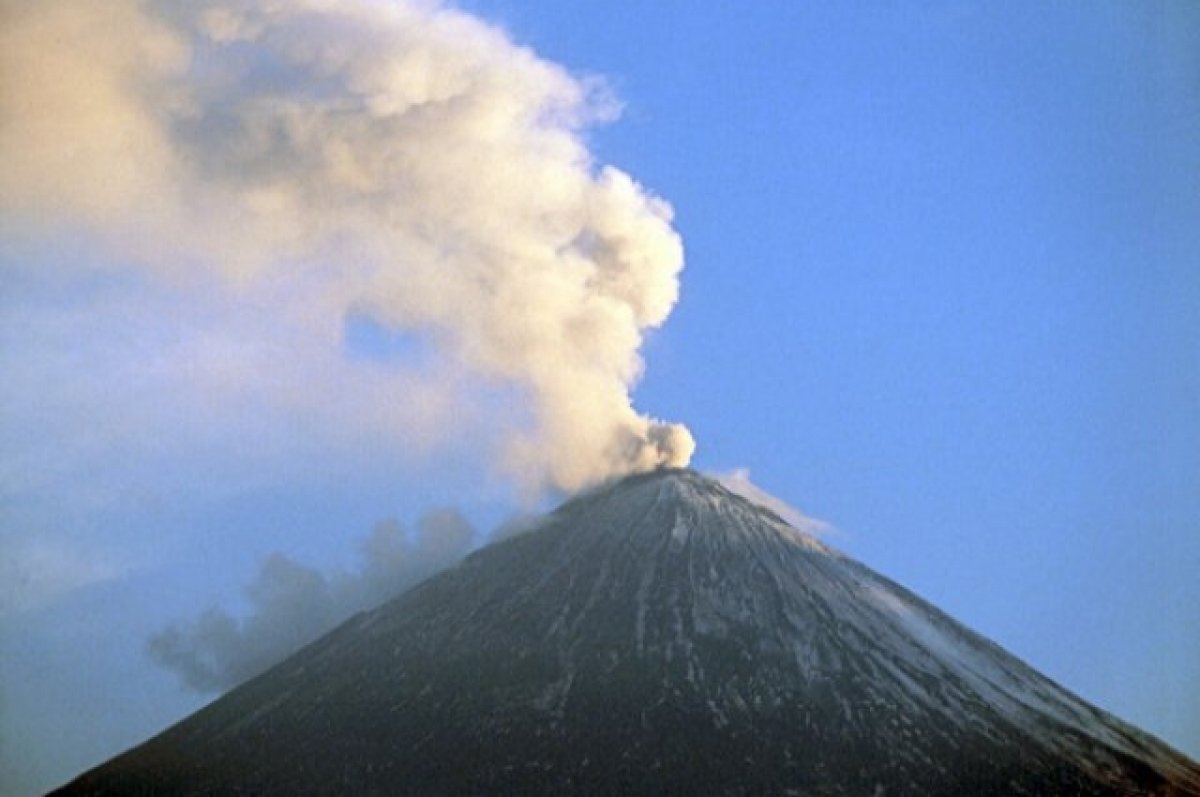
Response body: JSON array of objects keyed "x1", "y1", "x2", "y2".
[
  {"x1": 148, "y1": 510, "x2": 475, "y2": 693},
  {"x1": 0, "y1": 0, "x2": 692, "y2": 494}
]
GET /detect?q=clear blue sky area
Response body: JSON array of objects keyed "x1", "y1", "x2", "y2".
[{"x1": 2, "y1": 2, "x2": 1197, "y2": 793}]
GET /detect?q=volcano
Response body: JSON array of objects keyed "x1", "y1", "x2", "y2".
[{"x1": 55, "y1": 469, "x2": 1200, "y2": 795}]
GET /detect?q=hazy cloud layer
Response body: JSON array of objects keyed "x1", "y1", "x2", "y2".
[
  {"x1": 148, "y1": 509, "x2": 475, "y2": 693},
  {"x1": 1, "y1": 0, "x2": 692, "y2": 501},
  {"x1": 0, "y1": 539, "x2": 128, "y2": 618}
]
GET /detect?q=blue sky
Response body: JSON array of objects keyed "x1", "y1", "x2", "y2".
[{"x1": 2, "y1": 1, "x2": 1198, "y2": 792}]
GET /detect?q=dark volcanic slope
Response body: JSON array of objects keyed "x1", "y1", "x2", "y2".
[{"x1": 56, "y1": 470, "x2": 1200, "y2": 796}]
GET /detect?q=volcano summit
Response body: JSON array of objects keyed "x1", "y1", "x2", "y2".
[{"x1": 56, "y1": 470, "x2": 1200, "y2": 795}]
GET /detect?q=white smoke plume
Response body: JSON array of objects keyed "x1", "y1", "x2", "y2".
[
  {"x1": 148, "y1": 509, "x2": 475, "y2": 693},
  {"x1": 0, "y1": 0, "x2": 693, "y2": 494}
]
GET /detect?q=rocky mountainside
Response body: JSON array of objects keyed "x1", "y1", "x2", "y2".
[{"x1": 55, "y1": 469, "x2": 1200, "y2": 795}]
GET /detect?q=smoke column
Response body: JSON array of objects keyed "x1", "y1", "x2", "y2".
[{"x1": 0, "y1": 0, "x2": 693, "y2": 493}]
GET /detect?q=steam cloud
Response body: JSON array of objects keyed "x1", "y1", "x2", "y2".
[
  {"x1": 0, "y1": 0, "x2": 693, "y2": 493},
  {"x1": 149, "y1": 510, "x2": 475, "y2": 693}
]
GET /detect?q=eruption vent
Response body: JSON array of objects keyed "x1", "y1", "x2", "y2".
[{"x1": 0, "y1": 0, "x2": 693, "y2": 491}]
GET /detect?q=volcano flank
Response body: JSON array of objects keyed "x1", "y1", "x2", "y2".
[{"x1": 55, "y1": 470, "x2": 1200, "y2": 795}]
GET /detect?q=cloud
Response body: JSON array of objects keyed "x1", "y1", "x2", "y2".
[
  {"x1": 715, "y1": 469, "x2": 832, "y2": 537},
  {"x1": 0, "y1": 538, "x2": 128, "y2": 618},
  {"x1": 0, "y1": 0, "x2": 693, "y2": 504},
  {"x1": 148, "y1": 509, "x2": 476, "y2": 693}
]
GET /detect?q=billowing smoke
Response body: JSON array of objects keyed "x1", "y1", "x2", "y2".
[
  {"x1": 149, "y1": 509, "x2": 475, "y2": 693},
  {"x1": 0, "y1": 0, "x2": 693, "y2": 494}
]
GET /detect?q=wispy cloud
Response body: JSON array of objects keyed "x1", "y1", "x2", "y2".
[
  {"x1": 148, "y1": 509, "x2": 475, "y2": 693},
  {"x1": 0, "y1": 538, "x2": 129, "y2": 618},
  {"x1": 715, "y1": 468, "x2": 833, "y2": 537}
]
